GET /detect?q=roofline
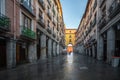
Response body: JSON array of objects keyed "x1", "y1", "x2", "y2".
[{"x1": 76, "y1": 0, "x2": 91, "y2": 32}]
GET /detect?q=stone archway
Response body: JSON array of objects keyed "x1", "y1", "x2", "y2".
[{"x1": 67, "y1": 44, "x2": 73, "y2": 53}]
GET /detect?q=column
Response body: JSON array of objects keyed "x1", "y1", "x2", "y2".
[
  {"x1": 92, "y1": 45, "x2": 95, "y2": 58},
  {"x1": 51, "y1": 40, "x2": 53, "y2": 57},
  {"x1": 55, "y1": 43, "x2": 57, "y2": 56},
  {"x1": 88, "y1": 48, "x2": 91, "y2": 56},
  {"x1": 48, "y1": 38, "x2": 52, "y2": 58},
  {"x1": 97, "y1": 36, "x2": 104, "y2": 60},
  {"x1": 53, "y1": 42, "x2": 56, "y2": 57},
  {"x1": 85, "y1": 49, "x2": 87, "y2": 55},
  {"x1": 40, "y1": 34, "x2": 46, "y2": 59},
  {"x1": 107, "y1": 27, "x2": 115, "y2": 63},
  {"x1": 28, "y1": 42, "x2": 37, "y2": 63},
  {"x1": 59, "y1": 45, "x2": 62, "y2": 55},
  {"x1": 6, "y1": 39, "x2": 16, "y2": 68},
  {"x1": 57, "y1": 44, "x2": 60, "y2": 55}
]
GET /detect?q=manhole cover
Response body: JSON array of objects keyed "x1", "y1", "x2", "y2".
[{"x1": 80, "y1": 66, "x2": 88, "y2": 70}]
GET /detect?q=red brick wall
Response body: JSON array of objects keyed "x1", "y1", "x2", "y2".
[
  {"x1": 5, "y1": 0, "x2": 20, "y2": 38},
  {"x1": 6, "y1": 0, "x2": 14, "y2": 33}
]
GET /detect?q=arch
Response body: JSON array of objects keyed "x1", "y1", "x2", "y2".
[{"x1": 67, "y1": 43, "x2": 73, "y2": 53}]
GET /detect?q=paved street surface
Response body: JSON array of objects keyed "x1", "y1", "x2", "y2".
[{"x1": 0, "y1": 53, "x2": 120, "y2": 80}]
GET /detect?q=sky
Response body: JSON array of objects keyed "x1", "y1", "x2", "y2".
[{"x1": 60, "y1": 0, "x2": 88, "y2": 29}]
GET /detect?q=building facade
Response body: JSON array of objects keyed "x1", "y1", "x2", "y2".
[
  {"x1": 65, "y1": 29, "x2": 76, "y2": 52},
  {"x1": 75, "y1": 0, "x2": 120, "y2": 67},
  {"x1": 0, "y1": 0, "x2": 65, "y2": 69},
  {"x1": 65, "y1": 29, "x2": 76, "y2": 46}
]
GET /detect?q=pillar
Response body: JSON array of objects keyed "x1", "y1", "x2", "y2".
[
  {"x1": 28, "y1": 42, "x2": 37, "y2": 63},
  {"x1": 6, "y1": 39, "x2": 16, "y2": 68},
  {"x1": 40, "y1": 34, "x2": 46, "y2": 59},
  {"x1": 48, "y1": 38, "x2": 52, "y2": 58},
  {"x1": 59, "y1": 45, "x2": 62, "y2": 55},
  {"x1": 92, "y1": 45, "x2": 95, "y2": 58},
  {"x1": 97, "y1": 36, "x2": 104, "y2": 60},
  {"x1": 53, "y1": 42, "x2": 56, "y2": 57},
  {"x1": 85, "y1": 49, "x2": 87, "y2": 55},
  {"x1": 88, "y1": 47, "x2": 91, "y2": 56},
  {"x1": 107, "y1": 27, "x2": 115, "y2": 63},
  {"x1": 57, "y1": 44, "x2": 60, "y2": 55}
]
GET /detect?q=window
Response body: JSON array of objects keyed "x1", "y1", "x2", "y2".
[
  {"x1": 25, "y1": 0, "x2": 32, "y2": 7},
  {"x1": 22, "y1": 13, "x2": 32, "y2": 29},
  {"x1": 69, "y1": 39, "x2": 71, "y2": 42},
  {"x1": 47, "y1": 20, "x2": 50, "y2": 27},
  {"x1": 0, "y1": 0, "x2": 5, "y2": 14},
  {"x1": 69, "y1": 35, "x2": 72, "y2": 38},
  {"x1": 39, "y1": 9, "x2": 43, "y2": 20},
  {"x1": 47, "y1": 6, "x2": 50, "y2": 13}
]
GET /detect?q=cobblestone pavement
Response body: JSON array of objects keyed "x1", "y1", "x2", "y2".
[{"x1": 0, "y1": 53, "x2": 120, "y2": 80}]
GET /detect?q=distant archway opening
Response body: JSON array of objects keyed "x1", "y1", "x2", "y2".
[{"x1": 67, "y1": 44, "x2": 73, "y2": 53}]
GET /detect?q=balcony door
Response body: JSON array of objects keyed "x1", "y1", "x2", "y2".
[
  {"x1": 24, "y1": 0, "x2": 32, "y2": 6},
  {"x1": 0, "y1": 0, "x2": 5, "y2": 14},
  {"x1": 22, "y1": 13, "x2": 32, "y2": 29}
]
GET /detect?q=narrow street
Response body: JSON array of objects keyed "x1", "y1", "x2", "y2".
[{"x1": 0, "y1": 53, "x2": 120, "y2": 80}]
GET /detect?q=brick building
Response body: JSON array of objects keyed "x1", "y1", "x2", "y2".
[
  {"x1": 75, "y1": 0, "x2": 120, "y2": 67},
  {"x1": 0, "y1": 0, "x2": 65, "y2": 69}
]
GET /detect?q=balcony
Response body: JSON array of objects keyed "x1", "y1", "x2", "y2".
[
  {"x1": 91, "y1": 18, "x2": 96, "y2": 28},
  {"x1": 20, "y1": 0, "x2": 35, "y2": 16},
  {"x1": 38, "y1": 17, "x2": 45, "y2": 28},
  {"x1": 99, "y1": 0, "x2": 105, "y2": 8},
  {"x1": 47, "y1": 27, "x2": 52, "y2": 34},
  {"x1": 53, "y1": 31, "x2": 56, "y2": 38},
  {"x1": 109, "y1": 0, "x2": 120, "y2": 19},
  {"x1": 0, "y1": 13, "x2": 10, "y2": 31},
  {"x1": 21, "y1": 26, "x2": 36, "y2": 39},
  {"x1": 57, "y1": 37, "x2": 59, "y2": 41},
  {"x1": 38, "y1": 0, "x2": 45, "y2": 10},
  {"x1": 57, "y1": 26, "x2": 59, "y2": 31},
  {"x1": 93, "y1": 0, "x2": 97, "y2": 11},
  {"x1": 47, "y1": 10, "x2": 52, "y2": 20},
  {"x1": 98, "y1": 17, "x2": 106, "y2": 30},
  {"x1": 53, "y1": 18, "x2": 56, "y2": 26},
  {"x1": 47, "y1": 0, "x2": 51, "y2": 7}
]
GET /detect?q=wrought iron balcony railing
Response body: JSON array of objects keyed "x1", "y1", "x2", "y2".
[
  {"x1": 47, "y1": 0, "x2": 51, "y2": 6},
  {"x1": 98, "y1": 17, "x2": 106, "y2": 30},
  {"x1": 53, "y1": 31, "x2": 56, "y2": 38},
  {"x1": 38, "y1": 17, "x2": 45, "y2": 28},
  {"x1": 91, "y1": 18, "x2": 96, "y2": 28},
  {"x1": 47, "y1": 27, "x2": 52, "y2": 34},
  {"x1": 20, "y1": 0, "x2": 35, "y2": 16},
  {"x1": 0, "y1": 13, "x2": 10, "y2": 31},
  {"x1": 47, "y1": 10, "x2": 52, "y2": 20},
  {"x1": 109, "y1": 0, "x2": 120, "y2": 19},
  {"x1": 21, "y1": 26, "x2": 36, "y2": 39},
  {"x1": 93, "y1": 0, "x2": 97, "y2": 11},
  {"x1": 99, "y1": 0, "x2": 105, "y2": 8},
  {"x1": 38, "y1": 0, "x2": 45, "y2": 10},
  {"x1": 53, "y1": 18, "x2": 57, "y2": 26}
]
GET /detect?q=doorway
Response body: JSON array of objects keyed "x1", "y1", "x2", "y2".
[
  {"x1": 0, "y1": 39, "x2": 6, "y2": 68},
  {"x1": 37, "y1": 30, "x2": 41, "y2": 60},
  {"x1": 16, "y1": 43, "x2": 28, "y2": 64}
]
